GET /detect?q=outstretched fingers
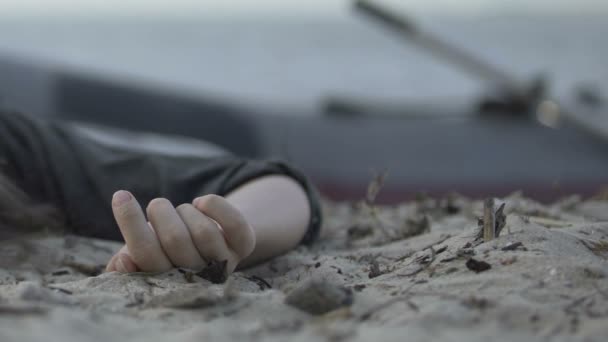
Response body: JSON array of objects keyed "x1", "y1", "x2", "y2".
[{"x1": 111, "y1": 190, "x2": 172, "y2": 272}]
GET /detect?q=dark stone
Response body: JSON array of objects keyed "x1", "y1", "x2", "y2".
[
  {"x1": 285, "y1": 278, "x2": 353, "y2": 315},
  {"x1": 466, "y1": 258, "x2": 492, "y2": 273}
]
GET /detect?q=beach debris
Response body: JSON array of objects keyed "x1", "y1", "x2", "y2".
[
  {"x1": 347, "y1": 224, "x2": 374, "y2": 240},
  {"x1": 493, "y1": 201, "x2": 507, "y2": 237},
  {"x1": 458, "y1": 248, "x2": 475, "y2": 257},
  {"x1": 361, "y1": 169, "x2": 393, "y2": 239},
  {"x1": 353, "y1": 284, "x2": 366, "y2": 292},
  {"x1": 178, "y1": 268, "x2": 196, "y2": 283},
  {"x1": 285, "y1": 278, "x2": 353, "y2": 315},
  {"x1": 50, "y1": 269, "x2": 70, "y2": 276},
  {"x1": 466, "y1": 258, "x2": 492, "y2": 273},
  {"x1": 435, "y1": 245, "x2": 448, "y2": 254},
  {"x1": 476, "y1": 199, "x2": 507, "y2": 241},
  {"x1": 501, "y1": 241, "x2": 526, "y2": 251},
  {"x1": 196, "y1": 260, "x2": 228, "y2": 284},
  {"x1": 46, "y1": 285, "x2": 73, "y2": 295},
  {"x1": 415, "y1": 249, "x2": 435, "y2": 265},
  {"x1": 583, "y1": 267, "x2": 605, "y2": 279},
  {"x1": 580, "y1": 239, "x2": 608, "y2": 258},
  {"x1": 178, "y1": 260, "x2": 229, "y2": 284},
  {"x1": 439, "y1": 256, "x2": 458, "y2": 263},
  {"x1": 462, "y1": 296, "x2": 494, "y2": 310},
  {"x1": 368, "y1": 260, "x2": 390, "y2": 279},
  {"x1": 331, "y1": 266, "x2": 344, "y2": 275},
  {"x1": 146, "y1": 288, "x2": 220, "y2": 309},
  {"x1": 400, "y1": 247, "x2": 437, "y2": 277},
  {"x1": 368, "y1": 260, "x2": 380, "y2": 277},
  {"x1": 365, "y1": 168, "x2": 388, "y2": 206},
  {"x1": 245, "y1": 275, "x2": 272, "y2": 290}
]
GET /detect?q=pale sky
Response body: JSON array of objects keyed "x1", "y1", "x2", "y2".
[{"x1": 1, "y1": 0, "x2": 607, "y2": 17}]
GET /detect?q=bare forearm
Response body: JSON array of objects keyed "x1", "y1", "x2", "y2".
[{"x1": 225, "y1": 175, "x2": 311, "y2": 268}]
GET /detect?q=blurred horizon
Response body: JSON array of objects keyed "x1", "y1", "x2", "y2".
[
  {"x1": 1, "y1": 0, "x2": 608, "y2": 18},
  {"x1": 0, "y1": 0, "x2": 606, "y2": 112}
]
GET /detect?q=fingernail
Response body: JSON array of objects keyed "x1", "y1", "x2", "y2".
[
  {"x1": 113, "y1": 190, "x2": 132, "y2": 206},
  {"x1": 193, "y1": 197, "x2": 201, "y2": 206},
  {"x1": 116, "y1": 258, "x2": 127, "y2": 273}
]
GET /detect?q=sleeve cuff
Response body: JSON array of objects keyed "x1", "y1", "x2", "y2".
[{"x1": 214, "y1": 159, "x2": 322, "y2": 245}]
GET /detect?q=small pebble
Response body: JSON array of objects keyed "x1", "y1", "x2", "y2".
[{"x1": 285, "y1": 278, "x2": 353, "y2": 315}]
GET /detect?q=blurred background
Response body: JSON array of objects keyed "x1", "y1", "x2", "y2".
[{"x1": 1, "y1": 0, "x2": 607, "y2": 203}]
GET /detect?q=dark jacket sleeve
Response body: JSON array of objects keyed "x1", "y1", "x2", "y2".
[{"x1": 0, "y1": 111, "x2": 321, "y2": 244}]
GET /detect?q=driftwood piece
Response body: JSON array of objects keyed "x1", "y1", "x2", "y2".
[
  {"x1": 478, "y1": 199, "x2": 507, "y2": 242},
  {"x1": 483, "y1": 198, "x2": 496, "y2": 241}
]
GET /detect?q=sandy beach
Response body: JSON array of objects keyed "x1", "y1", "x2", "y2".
[{"x1": 1, "y1": 193, "x2": 607, "y2": 341}]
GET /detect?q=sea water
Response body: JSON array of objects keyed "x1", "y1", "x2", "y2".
[{"x1": 0, "y1": 14, "x2": 606, "y2": 113}]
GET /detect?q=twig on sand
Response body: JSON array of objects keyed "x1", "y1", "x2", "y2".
[
  {"x1": 394, "y1": 234, "x2": 451, "y2": 263},
  {"x1": 476, "y1": 199, "x2": 506, "y2": 241},
  {"x1": 580, "y1": 239, "x2": 608, "y2": 259},
  {"x1": 363, "y1": 169, "x2": 392, "y2": 239},
  {"x1": 501, "y1": 241, "x2": 525, "y2": 251},
  {"x1": 365, "y1": 169, "x2": 388, "y2": 206},
  {"x1": 483, "y1": 198, "x2": 496, "y2": 241},
  {"x1": 245, "y1": 275, "x2": 272, "y2": 290},
  {"x1": 400, "y1": 246, "x2": 436, "y2": 277}
]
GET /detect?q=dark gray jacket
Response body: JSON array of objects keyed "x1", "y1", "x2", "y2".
[{"x1": 0, "y1": 110, "x2": 320, "y2": 244}]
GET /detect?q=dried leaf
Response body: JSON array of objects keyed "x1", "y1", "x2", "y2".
[
  {"x1": 196, "y1": 260, "x2": 228, "y2": 284},
  {"x1": 365, "y1": 169, "x2": 388, "y2": 205}
]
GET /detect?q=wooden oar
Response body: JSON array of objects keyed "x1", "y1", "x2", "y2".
[
  {"x1": 353, "y1": 0, "x2": 523, "y2": 93},
  {"x1": 325, "y1": 0, "x2": 545, "y2": 116}
]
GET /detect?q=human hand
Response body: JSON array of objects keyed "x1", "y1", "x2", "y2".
[{"x1": 105, "y1": 191, "x2": 256, "y2": 275}]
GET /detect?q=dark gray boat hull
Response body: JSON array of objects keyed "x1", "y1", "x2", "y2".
[{"x1": 2, "y1": 55, "x2": 607, "y2": 202}]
